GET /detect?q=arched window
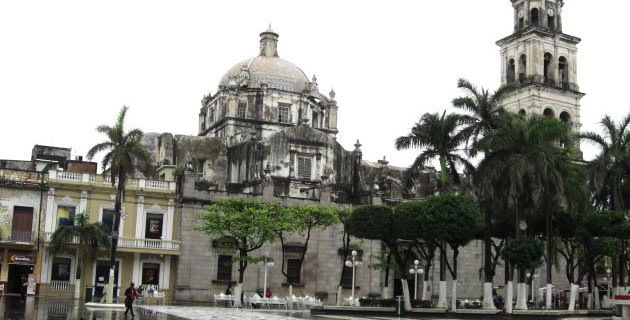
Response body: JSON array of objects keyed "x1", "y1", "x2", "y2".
[
  {"x1": 519, "y1": 54, "x2": 527, "y2": 82},
  {"x1": 519, "y1": 109, "x2": 527, "y2": 116},
  {"x1": 558, "y1": 57, "x2": 568, "y2": 88},
  {"x1": 547, "y1": 11, "x2": 555, "y2": 30},
  {"x1": 544, "y1": 53, "x2": 553, "y2": 85},
  {"x1": 507, "y1": 59, "x2": 516, "y2": 83},
  {"x1": 560, "y1": 111, "x2": 571, "y2": 123},
  {"x1": 531, "y1": 8, "x2": 539, "y2": 27},
  {"x1": 543, "y1": 108, "x2": 555, "y2": 118}
]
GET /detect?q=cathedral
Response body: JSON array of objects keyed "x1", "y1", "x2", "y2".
[{"x1": 0, "y1": 0, "x2": 585, "y2": 305}]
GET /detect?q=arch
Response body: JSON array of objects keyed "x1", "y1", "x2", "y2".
[
  {"x1": 519, "y1": 54, "x2": 527, "y2": 82},
  {"x1": 543, "y1": 108, "x2": 555, "y2": 118},
  {"x1": 544, "y1": 52, "x2": 553, "y2": 85},
  {"x1": 531, "y1": 8, "x2": 540, "y2": 27},
  {"x1": 519, "y1": 109, "x2": 527, "y2": 116},
  {"x1": 560, "y1": 111, "x2": 571, "y2": 123},
  {"x1": 507, "y1": 59, "x2": 516, "y2": 83},
  {"x1": 547, "y1": 10, "x2": 555, "y2": 30},
  {"x1": 558, "y1": 56, "x2": 568, "y2": 88}
]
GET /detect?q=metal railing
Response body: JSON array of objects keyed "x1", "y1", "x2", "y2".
[
  {"x1": 1, "y1": 230, "x2": 35, "y2": 243},
  {"x1": 50, "y1": 280, "x2": 70, "y2": 291},
  {"x1": 49, "y1": 170, "x2": 175, "y2": 191},
  {"x1": 44, "y1": 232, "x2": 180, "y2": 251}
]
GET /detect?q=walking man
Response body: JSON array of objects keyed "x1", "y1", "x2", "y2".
[{"x1": 124, "y1": 282, "x2": 138, "y2": 318}]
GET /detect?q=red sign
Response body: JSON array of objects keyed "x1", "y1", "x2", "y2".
[{"x1": 8, "y1": 250, "x2": 37, "y2": 264}]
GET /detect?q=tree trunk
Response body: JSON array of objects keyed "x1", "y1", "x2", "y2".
[
  {"x1": 451, "y1": 280, "x2": 457, "y2": 310},
  {"x1": 545, "y1": 207, "x2": 553, "y2": 309},
  {"x1": 437, "y1": 280, "x2": 448, "y2": 308},
  {"x1": 568, "y1": 283, "x2": 578, "y2": 311},
  {"x1": 515, "y1": 282, "x2": 528, "y2": 310},
  {"x1": 483, "y1": 206, "x2": 495, "y2": 309},
  {"x1": 482, "y1": 282, "x2": 497, "y2": 309},
  {"x1": 506, "y1": 281, "x2": 514, "y2": 313},
  {"x1": 545, "y1": 283, "x2": 552, "y2": 309}
]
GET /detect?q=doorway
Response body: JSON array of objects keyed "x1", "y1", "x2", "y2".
[
  {"x1": 8, "y1": 264, "x2": 33, "y2": 294},
  {"x1": 94, "y1": 260, "x2": 119, "y2": 299}
]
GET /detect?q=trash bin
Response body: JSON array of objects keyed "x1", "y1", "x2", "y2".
[
  {"x1": 85, "y1": 286, "x2": 93, "y2": 302},
  {"x1": 395, "y1": 296, "x2": 404, "y2": 316}
]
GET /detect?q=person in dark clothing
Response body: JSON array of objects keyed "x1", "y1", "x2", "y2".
[
  {"x1": 20, "y1": 274, "x2": 28, "y2": 303},
  {"x1": 124, "y1": 282, "x2": 138, "y2": 318}
]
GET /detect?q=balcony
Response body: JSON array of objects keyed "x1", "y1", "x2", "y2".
[
  {"x1": 48, "y1": 170, "x2": 176, "y2": 191},
  {"x1": 50, "y1": 280, "x2": 71, "y2": 292},
  {"x1": 44, "y1": 232, "x2": 181, "y2": 254},
  {"x1": 0, "y1": 230, "x2": 35, "y2": 244}
]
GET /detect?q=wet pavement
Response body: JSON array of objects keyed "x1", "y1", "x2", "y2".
[{"x1": 0, "y1": 295, "x2": 321, "y2": 320}]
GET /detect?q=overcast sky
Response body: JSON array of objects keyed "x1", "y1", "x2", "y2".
[{"x1": 1, "y1": 1, "x2": 629, "y2": 169}]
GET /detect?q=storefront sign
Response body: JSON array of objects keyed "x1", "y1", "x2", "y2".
[{"x1": 8, "y1": 250, "x2": 37, "y2": 264}]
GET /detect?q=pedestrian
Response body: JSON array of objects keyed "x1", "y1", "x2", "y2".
[
  {"x1": 124, "y1": 282, "x2": 138, "y2": 318},
  {"x1": 20, "y1": 274, "x2": 28, "y2": 303},
  {"x1": 265, "y1": 287, "x2": 272, "y2": 298}
]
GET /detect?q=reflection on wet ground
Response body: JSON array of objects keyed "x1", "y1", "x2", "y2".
[{"x1": 0, "y1": 295, "x2": 321, "y2": 320}]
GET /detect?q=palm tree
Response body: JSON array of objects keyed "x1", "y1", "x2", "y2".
[
  {"x1": 452, "y1": 78, "x2": 514, "y2": 151},
  {"x1": 578, "y1": 112, "x2": 630, "y2": 296},
  {"x1": 86, "y1": 106, "x2": 151, "y2": 303},
  {"x1": 50, "y1": 213, "x2": 110, "y2": 300},
  {"x1": 395, "y1": 110, "x2": 472, "y2": 308},
  {"x1": 452, "y1": 78, "x2": 514, "y2": 309},
  {"x1": 578, "y1": 113, "x2": 630, "y2": 211},
  {"x1": 474, "y1": 114, "x2": 576, "y2": 310},
  {"x1": 395, "y1": 110, "x2": 473, "y2": 192}
]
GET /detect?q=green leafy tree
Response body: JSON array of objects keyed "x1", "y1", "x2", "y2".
[
  {"x1": 86, "y1": 106, "x2": 150, "y2": 303},
  {"x1": 347, "y1": 205, "x2": 417, "y2": 311},
  {"x1": 395, "y1": 111, "x2": 473, "y2": 192},
  {"x1": 197, "y1": 197, "x2": 278, "y2": 284},
  {"x1": 49, "y1": 213, "x2": 110, "y2": 300},
  {"x1": 276, "y1": 205, "x2": 338, "y2": 284},
  {"x1": 501, "y1": 237, "x2": 545, "y2": 273},
  {"x1": 474, "y1": 114, "x2": 576, "y2": 297}
]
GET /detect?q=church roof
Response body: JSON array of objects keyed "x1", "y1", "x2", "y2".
[{"x1": 218, "y1": 29, "x2": 310, "y2": 93}]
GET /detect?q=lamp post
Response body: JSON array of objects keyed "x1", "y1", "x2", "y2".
[
  {"x1": 345, "y1": 250, "x2": 363, "y2": 305},
  {"x1": 260, "y1": 252, "x2": 274, "y2": 297},
  {"x1": 409, "y1": 259, "x2": 424, "y2": 300},
  {"x1": 606, "y1": 268, "x2": 611, "y2": 299},
  {"x1": 526, "y1": 272, "x2": 537, "y2": 306}
]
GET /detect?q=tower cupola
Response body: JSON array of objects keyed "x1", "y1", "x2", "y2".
[{"x1": 511, "y1": 0, "x2": 563, "y2": 33}]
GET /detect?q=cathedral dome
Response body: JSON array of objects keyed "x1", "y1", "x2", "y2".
[{"x1": 218, "y1": 27, "x2": 310, "y2": 93}]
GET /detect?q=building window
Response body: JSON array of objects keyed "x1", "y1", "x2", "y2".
[
  {"x1": 101, "y1": 209, "x2": 115, "y2": 235},
  {"x1": 142, "y1": 263, "x2": 160, "y2": 285},
  {"x1": 51, "y1": 257, "x2": 71, "y2": 281},
  {"x1": 297, "y1": 156, "x2": 312, "y2": 180},
  {"x1": 145, "y1": 213, "x2": 163, "y2": 240},
  {"x1": 312, "y1": 111, "x2": 319, "y2": 128},
  {"x1": 217, "y1": 255, "x2": 232, "y2": 282},
  {"x1": 530, "y1": 8, "x2": 539, "y2": 27},
  {"x1": 287, "y1": 259, "x2": 301, "y2": 284},
  {"x1": 543, "y1": 108, "x2": 555, "y2": 118},
  {"x1": 56, "y1": 205, "x2": 75, "y2": 229},
  {"x1": 507, "y1": 59, "x2": 515, "y2": 83},
  {"x1": 278, "y1": 106, "x2": 289, "y2": 123},
  {"x1": 518, "y1": 54, "x2": 527, "y2": 82},
  {"x1": 544, "y1": 53, "x2": 553, "y2": 85},
  {"x1": 238, "y1": 101, "x2": 247, "y2": 118},
  {"x1": 558, "y1": 57, "x2": 568, "y2": 88}
]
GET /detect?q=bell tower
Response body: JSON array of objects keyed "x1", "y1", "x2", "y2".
[{"x1": 497, "y1": 0, "x2": 584, "y2": 134}]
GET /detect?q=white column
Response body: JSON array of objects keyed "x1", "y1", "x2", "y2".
[
  {"x1": 163, "y1": 256, "x2": 171, "y2": 290},
  {"x1": 132, "y1": 253, "x2": 141, "y2": 285},
  {"x1": 45, "y1": 188, "x2": 56, "y2": 233},
  {"x1": 165, "y1": 199, "x2": 174, "y2": 240},
  {"x1": 135, "y1": 196, "x2": 145, "y2": 239},
  {"x1": 41, "y1": 249, "x2": 51, "y2": 283},
  {"x1": 79, "y1": 191, "x2": 88, "y2": 214}
]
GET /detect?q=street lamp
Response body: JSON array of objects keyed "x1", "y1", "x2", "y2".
[
  {"x1": 606, "y1": 268, "x2": 611, "y2": 299},
  {"x1": 259, "y1": 251, "x2": 274, "y2": 297},
  {"x1": 345, "y1": 250, "x2": 363, "y2": 305},
  {"x1": 526, "y1": 272, "x2": 537, "y2": 306},
  {"x1": 409, "y1": 259, "x2": 424, "y2": 300}
]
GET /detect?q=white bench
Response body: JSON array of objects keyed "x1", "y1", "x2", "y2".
[
  {"x1": 214, "y1": 293, "x2": 235, "y2": 307},
  {"x1": 612, "y1": 296, "x2": 630, "y2": 319}
]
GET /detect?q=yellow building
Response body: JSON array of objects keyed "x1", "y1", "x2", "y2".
[{"x1": 39, "y1": 167, "x2": 180, "y2": 301}]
